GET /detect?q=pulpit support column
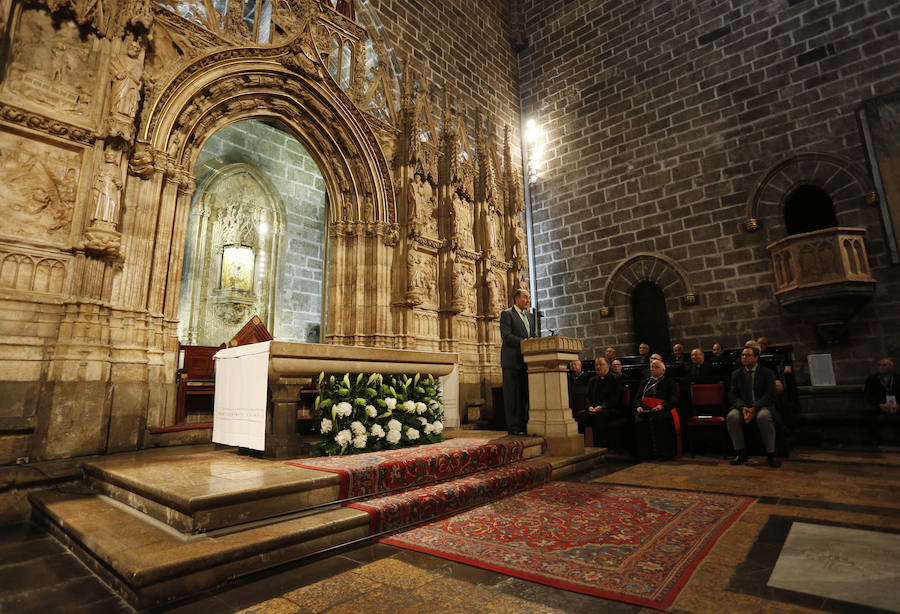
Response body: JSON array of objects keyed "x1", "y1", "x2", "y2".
[{"x1": 521, "y1": 336, "x2": 583, "y2": 456}]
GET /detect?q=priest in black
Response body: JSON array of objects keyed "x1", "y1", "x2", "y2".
[{"x1": 573, "y1": 357, "x2": 624, "y2": 447}]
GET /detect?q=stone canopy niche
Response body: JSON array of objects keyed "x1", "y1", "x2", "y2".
[{"x1": 178, "y1": 161, "x2": 284, "y2": 347}]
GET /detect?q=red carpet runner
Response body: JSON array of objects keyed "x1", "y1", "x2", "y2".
[
  {"x1": 381, "y1": 481, "x2": 753, "y2": 610},
  {"x1": 286, "y1": 438, "x2": 526, "y2": 499},
  {"x1": 349, "y1": 461, "x2": 552, "y2": 533}
]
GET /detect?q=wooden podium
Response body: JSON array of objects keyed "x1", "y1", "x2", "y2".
[{"x1": 522, "y1": 335, "x2": 584, "y2": 456}]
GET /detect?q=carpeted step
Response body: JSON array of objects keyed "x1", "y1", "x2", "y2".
[
  {"x1": 286, "y1": 436, "x2": 542, "y2": 499},
  {"x1": 348, "y1": 459, "x2": 553, "y2": 533}
]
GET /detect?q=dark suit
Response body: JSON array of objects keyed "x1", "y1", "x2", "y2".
[
  {"x1": 687, "y1": 362, "x2": 712, "y2": 379},
  {"x1": 864, "y1": 372, "x2": 899, "y2": 443},
  {"x1": 500, "y1": 306, "x2": 536, "y2": 434},
  {"x1": 633, "y1": 376, "x2": 680, "y2": 459},
  {"x1": 727, "y1": 365, "x2": 778, "y2": 454},
  {"x1": 574, "y1": 373, "x2": 624, "y2": 446}
]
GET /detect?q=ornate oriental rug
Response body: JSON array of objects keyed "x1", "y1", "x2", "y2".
[
  {"x1": 381, "y1": 482, "x2": 754, "y2": 610},
  {"x1": 286, "y1": 438, "x2": 526, "y2": 499},
  {"x1": 349, "y1": 461, "x2": 552, "y2": 533}
]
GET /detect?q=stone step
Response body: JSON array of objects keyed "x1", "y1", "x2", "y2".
[
  {"x1": 80, "y1": 435, "x2": 547, "y2": 535},
  {"x1": 31, "y1": 443, "x2": 603, "y2": 610},
  {"x1": 30, "y1": 486, "x2": 370, "y2": 610}
]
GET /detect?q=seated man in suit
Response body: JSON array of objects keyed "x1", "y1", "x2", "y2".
[
  {"x1": 611, "y1": 358, "x2": 624, "y2": 376},
  {"x1": 864, "y1": 358, "x2": 899, "y2": 443},
  {"x1": 727, "y1": 346, "x2": 780, "y2": 467},
  {"x1": 574, "y1": 357, "x2": 624, "y2": 447}
]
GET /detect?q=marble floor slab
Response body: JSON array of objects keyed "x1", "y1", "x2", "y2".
[{"x1": 767, "y1": 521, "x2": 900, "y2": 612}]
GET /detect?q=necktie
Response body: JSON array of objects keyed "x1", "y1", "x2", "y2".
[
  {"x1": 519, "y1": 309, "x2": 529, "y2": 336},
  {"x1": 746, "y1": 369, "x2": 756, "y2": 404}
]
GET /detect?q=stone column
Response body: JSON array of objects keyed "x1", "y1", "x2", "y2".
[{"x1": 522, "y1": 335, "x2": 583, "y2": 456}]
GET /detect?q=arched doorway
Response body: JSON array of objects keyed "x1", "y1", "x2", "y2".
[
  {"x1": 632, "y1": 281, "x2": 671, "y2": 356},
  {"x1": 178, "y1": 120, "x2": 328, "y2": 346},
  {"x1": 783, "y1": 184, "x2": 838, "y2": 235}
]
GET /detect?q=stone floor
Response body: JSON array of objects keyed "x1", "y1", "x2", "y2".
[{"x1": 2, "y1": 448, "x2": 898, "y2": 613}]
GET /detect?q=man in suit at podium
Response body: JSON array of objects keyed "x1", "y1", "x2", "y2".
[{"x1": 500, "y1": 288, "x2": 536, "y2": 436}]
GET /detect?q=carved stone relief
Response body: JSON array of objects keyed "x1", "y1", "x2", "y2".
[
  {"x1": 2, "y1": 9, "x2": 103, "y2": 124},
  {"x1": 0, "y1": 131, "x2": 81, "y2": 247},
  {"x1": 485, "y1": 266, "x2": 504, "y2": 319},
  {"x1": 405, "y1": 249, "x2": 436, "y2": 307},
  {"x1": 407, "y1": 172, "x2": 438, "y2": 239},
  {"x1": 105, "y1": 38, "x2": 145, "y2": 140},
  {"x1": 451, "y1": 259, "x2": 475, "y2": 315},
  {"x1": 451, "y1": 190, "x2": 475, "y2": 252}
]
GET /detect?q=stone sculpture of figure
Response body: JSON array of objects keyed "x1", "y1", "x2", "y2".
[
  {"x1": 92, "y1": 150, "x2": 122, "y2": 225},
  {"x1": 485, "y1": 270, "x2": 503, "y2": 318},
  {"x1": 110, "y1": 40, "x2": 144, "y2": 121},
  {"x1": 406, "y1": 251, "x2": 433, "y2": 305},
  {"x1": 451, "y1": 263, "x2": 470, "y2": 313},
  {"x1": 361, "y1": 195, "x2": 375, "y2": 221},
  {"x1": 407, "y1": 173, "x2": 424, "y2": 236},
  {"x1": 492, "y1": 209, "x2": 503, "y2": 254},
  {"x1": 407, "y1": 173, "x2": 437, "y2": 238},
  {"x1": 452, "y1": 191, "x2": 474, "y2": 251},
  {"x1": 512, "y1": 218, "x2": 526, "y2": 260}
]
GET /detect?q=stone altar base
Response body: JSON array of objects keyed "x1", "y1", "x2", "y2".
[{"x1": 28, "y1": 431, "x2": 604, "y2": 609}]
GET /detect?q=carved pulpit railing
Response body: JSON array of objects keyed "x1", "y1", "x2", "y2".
[
  {"x1": 766, "y1": 227, "x2": 876, "y2": 342},
  {"x1": 768, "y1": 227, "x2": 876, "y2": 293}
]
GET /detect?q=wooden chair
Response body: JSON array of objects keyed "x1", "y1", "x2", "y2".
[
  {"x1": 176, "y1": 345, "x2": 222, "y2": 424},
  {"x1": 685, "y1": 382, "x2": 730, "y2": 456}
]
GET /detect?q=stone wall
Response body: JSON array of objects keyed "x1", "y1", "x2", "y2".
[
  {"x1": 192, "y1": 121, "x2": 327, "y2": 343},
  {"x1": 518, "y1": 0, "x2": 900, "y2": 382}
]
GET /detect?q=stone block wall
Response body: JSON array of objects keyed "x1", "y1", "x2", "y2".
[
  {"x1": 194, "y1": 121, "x2": 327, "y2": 343},
  {"x1": 518, "y1": 0, "x2": 900, "y2": 382}
]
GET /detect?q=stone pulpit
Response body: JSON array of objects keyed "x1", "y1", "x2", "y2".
[{"x1": 521, "y1": 335, "x2": 583, "y2": 456}]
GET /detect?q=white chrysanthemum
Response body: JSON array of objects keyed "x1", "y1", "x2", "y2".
[
  {"x1": 403, "y1": 400, "x2": 416, "y2": 412},
  {"x1": 335, "y1": 429, "x2": 352, "y2": 447},
  {"x1": 365, "y1": 405, "x2": 377, "y2": 418},
  {"x1": 335, "y1": 402, "x2": 353, "y2": 417},
  {"x1": 352, "y1": 434, "x2": 367, "y2": 448},
  {"x1": 415, "y1": 401, "x2": 427, "y2": 414},
  {"x1": 320, "y1": 418, "x2": 332, "y2": 434},
  {"x1": 350, "y1": 421, "x2": 365, "y2": 436},
  {"x1": 386, "y1": 429, "x2": 401, "y2": 444},
  {"x1": 432, "y1": 421, "x2": 443, "y2": 434},
  {"x1": 371, "y1": 424, "x2": 385, "y2": 438},
  {"x1": 385, "y1": 397, "x2": 397, "y2": 410},
  {"x1": 429, "y1": 399, "x2": 439, "y2": 409},
  {"x1": 387, "y1": 419, "x2": 401, "y2": 432},
  {"x1": 418, "y1": 417, "x2": 428, "y2": 425},
  {"x1": 424, "y1": 423, "x2": 434, "y2": 434},
  {"x1": 406, "y1": 427, "x2": 420, "y2": 440}
]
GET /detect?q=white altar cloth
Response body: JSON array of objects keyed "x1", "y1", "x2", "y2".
[{"x1": 213, "y1": 341, "x2": 270, "y2": 450}]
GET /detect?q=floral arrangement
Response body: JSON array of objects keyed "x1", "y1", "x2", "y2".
[{"x1": 313, "y1": 371, "x2": 444, "y2": 455}]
